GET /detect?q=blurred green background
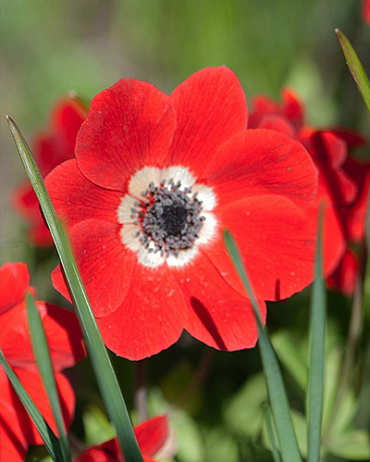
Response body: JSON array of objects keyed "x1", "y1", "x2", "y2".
[{"x1": 1, "y1": 1, "x2": 370, "y2": 461}]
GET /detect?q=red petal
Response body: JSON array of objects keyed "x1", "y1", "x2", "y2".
[
  {"x1": 172, "y1": 252, "x2": 266, "y2": 350},
  {"x1": 362, "y1": 0, "x2": 370, "y2": 24},
  {"x1": 327, "y1": 128, "x2": 367, "y2": 149},
  {"x1": 33, "y1": 96, "x2": 87, "y2": 176},
  {"x1": 28, "y1": 220, "x2": 55, "y2": 248},
  {"x1": 348, "y1": 172, "x2": 369, "y2": 241},
  {"x1": 76, "y1": 79, "x2": 175, "y2": 191},
  {"x1": 327, "y1": 248, "x2": 358, "y2": 296},
  {"x1": 168, "y1": 67, "x2": 248, "y2": 178},
  {"x1": 12, "y1": 181, "x2": 40, "y2": 220},
  {"x1": 248, "y1": 88, "x2": 305, "y2": 132},
  {"x1": 52, "y1": 219, "x2": 136, "y2": 317},
  {"x1": 280, "y1": 88, "x2": 305, "y2": 131},
  {"x1": 46, "y1": 159, "x2": 121, "y2": 229},
  {"x1": 303, "y1": 190, "x2": 346, "y2": 277},
  {"x1": 307, "y1": 131, "x2": 358, "y2": 206},
  {"x1": 39, "y1": 303, "x2": 86, "y2": 369},
  {"x1": 215, "y1": 195, "x2": 315, "y2": 301},
  {"x1": 17, "y1": 369, "x2": 75, "y2": 445},
  {"x1": 1, "y1": 300, "x2": 39, "y2": 369},
  {"x1": 1, "y1": 368, "x2": 75, "y2": 447},
  {"x1": 97, "y1": 264, "x2": 186, "y2": 360},
  {"x1": 255, "y1": 114, "x2": 296, "y2": 138},
  {"x1": 1, "y1": 300, "x2": 84, "y2": 371},
  {"x1": 0, "y1": 369, "x2": 28, "y2": 462},
  {"x1": 248, "y1": 94, "x2": 280, "y2": 128},
  {"x1": 135, "y1": 415, "x2": 169, "y2": 455},
  {"x1": 0, "y1": 262, "x2": 29, "y2": 315},
  {"x1": 204, "y1": 129, "x2": 317, "y2": 208}
]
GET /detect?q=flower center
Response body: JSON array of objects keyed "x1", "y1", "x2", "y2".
[{"x1": 131, "y1": 179, "x2": 205, "y2": 256}]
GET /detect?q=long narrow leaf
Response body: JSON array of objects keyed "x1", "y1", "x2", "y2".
[
  {"x1": 26, "y1": 291, "x2": 71, "y2": 462},
  {"x1": 307, "y1": 206, "x2": 326, "y2": 462},
  {"x1": 0, "y1": 349, "x2": 64, "y2": 462},
  {"x1": 262, "y1": 404, "x2": 282, "y2": 462},
  {"x1": 223, "y1": 229, "x2": 302, "y2": 462},
  {"x1": 6, "y1": 116, "x2": 144, "y2": 462},
  {"x1": 335, "y1": 29, "x2": 370, "y2": 113}
]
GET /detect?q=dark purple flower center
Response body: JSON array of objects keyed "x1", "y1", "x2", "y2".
[{"x1": 131, "y1": 179, "x2": 205, "y2": 256}]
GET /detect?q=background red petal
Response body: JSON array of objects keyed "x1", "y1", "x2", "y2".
[
  {"x1": 1, "y1": 368, "x2": 75, "y2": 447},
  {"x1": 0, "y1": 262, "x2": 29, "y2": 314},
  {"x1": 134, "y1": 415, "x2": 169, "y2": 455},
  {"x1": 0, "y1": 369, "x2": 28, "y2": 462},
  {"x1": 254, "y1": 114, "x2": 296, "y2": 138},
  {"x1": 76, "y1": 79, "x2": 176, "y2": 191},
  {"x1": 1, "y1": 300, "x2": 84, "y2": 371}
]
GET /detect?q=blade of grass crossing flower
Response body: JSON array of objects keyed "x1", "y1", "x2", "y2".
[
  {"x1": 223, "y1": 229, "x2": 302, "y2": 462},
  {"x1": 262, "y1": 404, "x2": 282, "y2": 462},
  {"x1": 26, "y1": 291, "x2": 72, "y2": 462},
  {"x1": 335, "y1": 29, "x2": 370, "y2": 113},
  {"x1": 0, "y1": 349, "x2": 64, "y2": 462},
  {"x1": 307, "y1": 205, "x2": 326, "y2": 462},
  {"x1": 6, "y1": 116, "x2": 144, "y2": 462}
]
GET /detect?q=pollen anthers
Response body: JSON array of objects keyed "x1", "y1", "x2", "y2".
[
  {"x1": 132, "y1": 178, "x2": 206, "y2": 257},
  {"x1": 117, "y1": 166, "x2": 217, "y2": 268}
]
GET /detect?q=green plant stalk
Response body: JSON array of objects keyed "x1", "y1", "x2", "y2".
[
  {"x1": 262, "y1": 404, "x2": 282, "y2": 462},
  {"x1": 223, "y1": 229, "x2": 302, "y2": 462},
  {"x1": 335, "y1": 29, "x2": 370, "y2": 113},
  {"x1": 6, "y1": 116, "x2": 144, "y2": 462},
  {"x1": 0, "y1": 349, "x2": 64, "y2": 462},
  {"x1": 307, "y1": 205, "x2": 326, "y2": 462},
  {"x1": 26, "y1": 291, "x2": 72, "y2": 462}
]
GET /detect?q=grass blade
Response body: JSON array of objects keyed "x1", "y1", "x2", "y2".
[
  {"x1": 6, "y1": 116, "x2": 144, "y2": 462},
  {"x1": 262, "y1": 403, "x2": 282, "y2": 462},
  {"x1": 223, "y1": 229, "x2": 302, "y2": 462},
  {"x1": 26, "y1": 291, "x2": 72, "y2": 462},
  {"x1": 335, "y1": 29, "x2": 370, "y2": 113},
  {"x1": 306, "y1": 205, "x2": 326, "y2": 462},
  {"x1": 0, "y1": 349, "x2": 64, "y2": 462}
]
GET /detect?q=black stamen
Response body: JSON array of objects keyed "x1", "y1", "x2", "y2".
[{"x1": 131, "y1": 178, "x2": 205, "y2": 257}]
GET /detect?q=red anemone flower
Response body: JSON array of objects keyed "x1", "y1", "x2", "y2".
[
  {"x1": 46, "y1": 66, "x2": 318, "y2": 360},
  {"x1": 74, "y1": 415, "x2": 170, "y2": 462},
  {"x1": 327, "y1": 156, "x2": 370, "y2": 295},
  {"x1": 12, "y1": 96, "x2": 87, "y2": 247},
  {"x1": 0, "y1": 262, "x2": 85, "y2": 462},
  {"x1": 249, "y1": 88, "x2": 365, "y2": 277}
]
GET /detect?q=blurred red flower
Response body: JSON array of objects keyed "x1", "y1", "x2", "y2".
[
  {"x1": 46, "y1": 66, "x2": 318, "y2": 360},
  {"x1": 12, "y1": 96, "x2": 87, "y2": 247},
  {"x1": 0, "y1": 262, "x2": 85, "y2": 462},
  {"x1": 74, "y1": 415, "x2": 170, "y2": 462},
  {"x1": 249, "y1": 88, "x2": 368, "y2": 290},
  {"x1": 362, "y1": 0, "x2": 370, "y2": 23},
  {"x1": 328, "y1": 156, "x2": 370, "y2": 294}
]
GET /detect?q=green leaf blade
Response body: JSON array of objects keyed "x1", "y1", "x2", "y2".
[
  {"x1": 0, "y1": 349, "x2": 64, "y2": 462},
  {"x1": 26, "y1": 291, "x2": 72, "y2": 462},
  {"x1": 335, "y1": 29, "x2": 370, "y2": 113},
  {"x1": 306, "y1": 206, "x2": 326, "y2": 462},
  {"x1": 223, "y1": 229, "x2": 302, "y2": 462}
]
